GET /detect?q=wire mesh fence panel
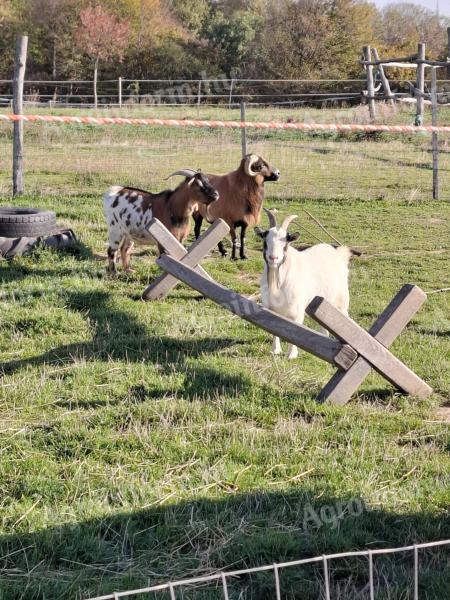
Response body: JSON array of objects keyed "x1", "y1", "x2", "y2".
[
  {"x1": 82, "y1": 540, "x2": 450, "y2": 600},
  {"x1": 0, "y1": 109, "x2": 449, "y2": 203}
]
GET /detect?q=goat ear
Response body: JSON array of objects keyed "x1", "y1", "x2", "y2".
[
  {"x1": 287, "y1": 232, "x2": 300, "y2": 242},
  {"x1": 254, "y1": 227, "x2": 268, "y2": 239}
]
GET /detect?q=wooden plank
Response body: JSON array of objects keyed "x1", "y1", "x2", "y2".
[
  {"x1": 12, "y1": 35, "x2": 28, "y2": 196},
  {"x1": 142, "y1": 219, "x2": 229, "y2": 300},
  {"x1": 317, "y1": 285, "x2": 427, "y2": 404},
  {"x1": 307, "y1": 295, "x2": 432, "y2": 399},
  {"x1": 157, "y1": 254, "x2": 358, "y2": 369}
]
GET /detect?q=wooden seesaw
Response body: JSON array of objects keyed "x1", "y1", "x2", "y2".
[{"x1": 141, "y1": 218, "x2": 432, "y2": 405}]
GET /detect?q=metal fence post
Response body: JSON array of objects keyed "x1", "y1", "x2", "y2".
[
  {"x1": 118, "y1": 76, "x2": 122, "y2": 108},
  {"x1": 13, "y1": 35, "x2": 28, "y2": 196},
  {"x1": 240, "y1": 100, "x2": 247, "y2": 157},
  {"x1": 431, "y1": 67, "x2": 439, "y2": 200}
]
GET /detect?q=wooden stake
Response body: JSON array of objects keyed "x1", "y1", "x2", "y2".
[
  {"x1": 363, "y1": 45, "x2": 376, "y2": 121},
  {"x1": 12, "y1": 35, "x2": 28, "y2": 196},
  {"x1": 415, "y1": 43, "x2": 426, "y2": 126}
]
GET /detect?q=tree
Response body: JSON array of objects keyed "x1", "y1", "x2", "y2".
[
  {"x1": 378, "y1": 3, "x2": 450, "y2": 59},
  {"x1": 75, "y1": 4, "x2": 130, "y2": 107}
]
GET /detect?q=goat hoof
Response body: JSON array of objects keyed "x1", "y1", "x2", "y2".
[
  {"x1": 240, "y1": 254, "x2": 248, "y2": 260},
  {"x1": 124, "y1": 267, "x2": 135, "y2": 274}
]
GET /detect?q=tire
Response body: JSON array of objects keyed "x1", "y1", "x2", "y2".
[{"x1": 0, "y1": 207, "x2": 57, "y2": 238}]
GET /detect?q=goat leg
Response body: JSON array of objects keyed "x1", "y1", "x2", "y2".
[
  {"x1": 217, "y1": 241, "x2": 228, "y2": 257},
  {"x1": 230, "y1": 227, "x2": 238, "y2": 260},
  {"x1": 193, "y1": 214, "x2": 203, "y2": 239},
  {"x1": 239, "y1": 224, "x2": 248, "y2": 260},
  {"x1": 107, "y1": 245, "x2": 119, "y2": 276}
]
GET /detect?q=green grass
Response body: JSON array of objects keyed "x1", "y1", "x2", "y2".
[{"x1": 0, "y1": 188, "x2": 449, "y2": 599}]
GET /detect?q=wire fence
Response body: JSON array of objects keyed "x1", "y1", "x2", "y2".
[
  {"x1": 84, "y1": 539, "x2": 450, "y2": 600},
  {"x1": 2, "y1": 78, "x2": 450, "y2": 108},
  {"x1": 0, "y1": 103, "x2": 449, "y2": 204}
]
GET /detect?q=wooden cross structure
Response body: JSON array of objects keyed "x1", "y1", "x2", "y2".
[{"x1": 142, "y1": 218, "x2": 432, "y2": 405}]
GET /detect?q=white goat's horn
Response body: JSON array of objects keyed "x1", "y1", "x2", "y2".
[
  {"x1": 263, "y1": 207, "x2": 278, "y2": 228},
  {"x1": 245, "y1": 154, "x2": 259, "y2": 177},
  {"x1": 281, "y1": 214, "x2": 298, "y2": 230},
  {"x1": 165, "y1": 169, "x2": 197, "y2": 180}
]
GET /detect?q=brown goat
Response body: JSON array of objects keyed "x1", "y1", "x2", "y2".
[
  {"x1": 193, "y1": 154, "x2": 280, "y2": 259},
  {"x1": 103, "y1": 170, "x2": 219, "y2": 274}
]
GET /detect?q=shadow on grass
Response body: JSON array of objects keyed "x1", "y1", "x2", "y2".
[
  {"x1": 1, "y1": 489, "x2": 449, "y2": 599},
  {"x1": 0, "y1": 289, "x2": 249, "y2": 404},
  {"x1": 0, "y1": 237, "x2": 96, "y2": 283}
]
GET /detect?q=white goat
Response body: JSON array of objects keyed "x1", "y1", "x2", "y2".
[{"x1": 256, "y1": 208, "x2": 351, "y2": 359}]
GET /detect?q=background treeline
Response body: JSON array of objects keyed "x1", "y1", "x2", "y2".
[{"x1": 1, "y1": 0, "x2": 449, "y2": 81}]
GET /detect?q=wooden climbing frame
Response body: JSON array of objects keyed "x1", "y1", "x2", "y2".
[{"x1": 143, "y1": 217, "x2": 432, "y2": 405}]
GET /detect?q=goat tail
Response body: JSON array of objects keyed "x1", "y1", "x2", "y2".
[{"x1": 335, "y1": 245, "x2": 353, "y2": 265}]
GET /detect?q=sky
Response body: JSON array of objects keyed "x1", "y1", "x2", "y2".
[{"x1": 374, "y1": 0, "x2": 450, "y2": 16}]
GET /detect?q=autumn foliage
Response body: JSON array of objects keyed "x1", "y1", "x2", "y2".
[{"x1": 0, "y1": 0, "x2": 449, "y2": 81}]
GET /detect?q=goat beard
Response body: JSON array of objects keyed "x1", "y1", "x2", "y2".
[{"x1": 267, "y1": 264, "x2": 280, "y2": 293}]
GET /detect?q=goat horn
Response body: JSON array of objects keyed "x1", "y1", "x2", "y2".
[
  {"x1": 245, "y1": 154, "x2": 259, "y2": 177},
  {"x1": 263, "y1": 207, "x2": 278, "y2": 228},
  {"x1": 281, "y1": 214, "x2": 298, "y2": 230},
  {"x1": 165, "y1": 169, "x2": 197, "y2": 180}
]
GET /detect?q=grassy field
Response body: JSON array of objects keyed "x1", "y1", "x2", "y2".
[{"x1": 0, "y1": 106, "x2": 450, "y2": 599}]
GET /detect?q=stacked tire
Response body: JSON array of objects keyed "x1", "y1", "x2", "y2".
[{"x1": 0, "y1": 207, "x2": 57, "y2": 238}]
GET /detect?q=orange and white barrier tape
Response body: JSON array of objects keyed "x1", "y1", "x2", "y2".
[{"x1": 1, "y1": 112, "x2": 450, "y2": 133}]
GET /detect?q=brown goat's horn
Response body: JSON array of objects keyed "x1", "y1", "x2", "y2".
[
  {"x1": 263, "y1": 207, "x2": 278, "y2": 228},
  {"x1": 165, "y1": 169, "x2": 197, "y2": 180},
  {"x1": 281, "y1": 215, "x2": 298, "y2": 230},
  {"x1": 245, "y1": 154, "x2": 259, "y2": 177}
]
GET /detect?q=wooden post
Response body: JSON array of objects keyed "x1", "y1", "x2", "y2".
[
  {"x1": 240, "y1": 100, "x2": 247, "y2": 157},
  {"x1": 118, "y1": 76, "x2": 122, "y2": 108},
  {"x1": 431, "y1": 67, "x2": 439, "y2": 200},
  {"x1": 363, "y1": 45, "x2": 376, "y2": 121},
  {"x1": 228, "y1": 78, "x2": 234, "y2": 109},
  {"x1": 372, "y1": 47, "x2": 395, "y2": 108},
  {"x1": 197, "y1": 80, "x2": 202, "y2": 117},
  {"x1": 415, "y1": 43, "x2": 426, "y2": 126},
  {"x1": 93, "y1": 57, "x2": 99, "y2": 109},
  {"x1": 13, "y1": 35, "x2": 28, "y2": 196}
]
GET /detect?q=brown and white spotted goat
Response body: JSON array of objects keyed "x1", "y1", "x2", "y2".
[{"x1": 103, "y1": 170, "x2": 219, "y2": 274}]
